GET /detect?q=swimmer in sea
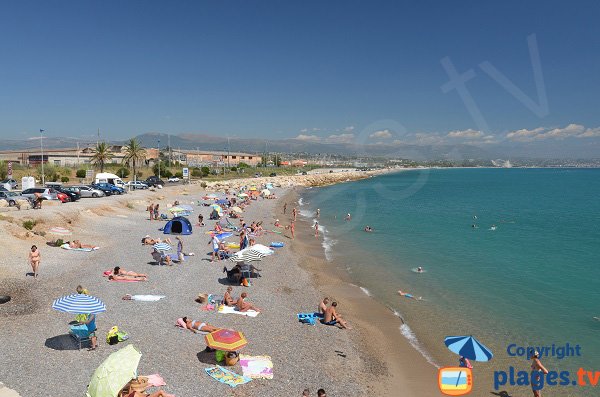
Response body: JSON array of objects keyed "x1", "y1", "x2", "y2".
[
  {"x1": 490, "y1": 224, "x2": 497, "y2": 231},
  {"x1": 364, "y1": 226, "x2": 373, "y2": 232},
  {"x1": 398, "y1": 290, "x2": 421, "y2": 301},
  {"x1": 417, "y1": 266, "x2": 423, "y2": 273}
]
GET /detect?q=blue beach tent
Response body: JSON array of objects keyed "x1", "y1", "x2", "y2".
[{"x1": 163, "y1": 216, "x2": 193, "y2": 235}]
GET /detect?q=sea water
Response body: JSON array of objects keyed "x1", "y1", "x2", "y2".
[{"x1": 300, "y1": 168, "x2": 600, "y2": 376}]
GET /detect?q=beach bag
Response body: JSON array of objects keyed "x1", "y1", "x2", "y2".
[{"x1": 215, "y1": 350, "x2": 226, "y2": 363}]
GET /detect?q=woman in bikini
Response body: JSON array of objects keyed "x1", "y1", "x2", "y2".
[
  {"x1": 530, "y1": 351, "x2": 549, "y2": 397},
  {"x1": 28, "y1": 245, "x2": 40, "y2": 278},
  {"x1": 67, "y1": 240, "x2": 96, "y2": 249},
  {"x1": 223, "y1": 286, "x2": 235, "y2": 306},
  {"x1": 183, "y1": 317, "x2": 220, "y2": 333},
  {"x1": 112, "y1": 267, "x2": 147, "y2": 279}
]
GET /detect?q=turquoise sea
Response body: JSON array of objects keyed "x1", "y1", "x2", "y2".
[{"x1": 300, "y1": 168, "x2": 600, "y2": 391}]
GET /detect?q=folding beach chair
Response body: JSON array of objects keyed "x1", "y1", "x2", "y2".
[{"x1": 69, "y1": 324, "x2": 92, "y2": 349}]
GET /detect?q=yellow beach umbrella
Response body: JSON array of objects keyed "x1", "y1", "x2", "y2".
[{"x1": 86, "y1": 345, "x2": 142, "y2": 397}]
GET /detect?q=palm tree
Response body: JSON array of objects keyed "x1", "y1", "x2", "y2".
[
  {"x1": 91, "y1": 142, "x2": 113, "y2": 172},
  {"x1": 122, "y1": 138, "x2": 146, "y2": 182}
]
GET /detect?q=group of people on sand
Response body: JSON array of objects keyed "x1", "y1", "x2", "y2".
[
  {"x1": 147, "y1": 203, "x2": 160, "y2": 220},
  {"x1": 302, "y1": 389, "x2": 327, "y2": 397},
  {"x1": 318, "y1": 297, "x2": 351, "y2": 329},
  {"x1": 223, "y1": 286, "x2": 261, "y2": 312}
]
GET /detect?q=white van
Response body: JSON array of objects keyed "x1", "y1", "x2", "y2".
[{"x1": 94, "y1": 173, "x2": 126, "y2": 188}]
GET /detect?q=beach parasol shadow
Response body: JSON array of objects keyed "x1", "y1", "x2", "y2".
[{"x1": 45, "y1": 335, "x2": 80, "y2": 351}]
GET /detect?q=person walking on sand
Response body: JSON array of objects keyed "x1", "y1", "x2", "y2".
[
  {"x1": 290, "y1": 221, "x2": 295, "y2": 239},
  {"x1": 314, "y1": 221, "x2": 319, "y2": 238},
  {"x1": 283, "y1": 202, "x2": 287, "y2": 214},
  {"x1": 530, "y1": 351, "x2": 549, "y2": 397},
  {"x1": 28, "y1": 245, "x2": 40, "y2": 278},
  {"x1": 209, "y1": 235, "x2": 220, "y2": 262},
  {"x1": 293, "y1": 207, "x2": 297, "y2": 222},
  {"x1": 321, "y1": 301, "x2": 351, "y2": 329},
  {"x1": 153, "y1": 204, "x2": 160, "y2": 220},
  {"x1": 147, "y1": 203, "x2": 154, "y2": 220}
]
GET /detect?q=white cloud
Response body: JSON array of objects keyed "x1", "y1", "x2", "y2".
[
  {"x1": 447, "y1": 129, "x2": 485, "y2": 139},
  {"x1": 299, "y1": 128, "x2": 309, "y2": 133},
  {"x1": 295, "y1": 134, "x2": 321, "y2": 142},
  {"x1": 506, "y1": 124, "x2": 599, "y2": 142},
  {"x1": 343, "y1": 126, "x2": 355, "y2": 132},
  {"x1": 326, "y1": 133, "x2": 355, "y2": 144},
  {"x1": 369, "y1": 129, "x2": 392, "y2": 139},
  {"x1": 413, "y1": 133, "x2": 446, "y2": 145}
]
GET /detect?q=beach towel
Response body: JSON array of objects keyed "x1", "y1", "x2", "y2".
[
  {"x1": 127, "y1": 295, "x2": 165, "y2": 301},
  {"x1": 239, "y1": 355, "x2": 274, "y2": 379},
  {"x1": 61, "y1": 243, "x2": 99, "y2": 252},
  {"x1": 297, "y1": 312, "x2": 322, "y2": 325},
  {"x1": 218, "y1": 305, "x2": 259, "y2": 317},
  {"x1": 205, "y1": 366, "x2": 252, "y2": 388},
  {"x1": 145, "y1": 374, "x2": 166, "y2": 387}
]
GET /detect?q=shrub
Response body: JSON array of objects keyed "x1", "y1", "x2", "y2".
[
  {"x1": 55, "y1": 238, "x2": 64, "y2": 247},
  {"x1": 201, "y1": 167, "x2": 210, "y2": 177},
  {"x1": 175, "y1": 172, "x2": 183, "y2": 178},
  {"x1": 162, "y1": 169, "x2": 173, "y2": 178},
  {"x1": 49, "y1": 173, "x2": 60, "y2": 182},
  {"x1": 237, "y1": 162, "x2": 250, "y2": 169},
  {"x1": 116, "y1": 167, "x2": 130, "y2": 178},
  {"x1": 191, "y1": 168, "x2": 203, "y2": 177},
  {"x1": 76, "y1": 169, "x2": 87, "y2": 178},
  {"x1": 200, "y1": 182, "x2": 207, "y2": 188},
  {"x1": 61, "y1": 176, "x2": 70, "y2": 183},
  {"x1": 230, "y1": 167, "x2": 237, "y2": 172},
  {"x1": 23, "y1": 220, "x2": 37, "y2": 230}
]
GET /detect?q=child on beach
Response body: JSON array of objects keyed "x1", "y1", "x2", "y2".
[
  {"x1": 147, "y1": 203, "x2": 154, "y2": 220},
  {"x1": 28, "y1": 245, "x2": 40, "y2": 278},
  {"x1": 153, "y1": 204, "x2": 160, "y2": 220}
]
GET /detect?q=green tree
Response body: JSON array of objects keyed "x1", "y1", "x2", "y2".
[
  {"x1": 0, "y1": 161, "x2": 7, "y2": 180},
  {"x1": 76, "y1": 169, "x2": 86, "y2": 178},
  {"x1": 201, "y1": 166, "x2": 210, "y2": 177},
  {"x1": 116, "y1": 167, "x2": 130, "y2": 178},
  {"x1": 61, "y1": 176, "x2": 70, "y2": 183},
  {"x1": 122, "y1": 139, "x2": 146, "y2": 182},
  {"x1": 91, "y1": 142, "x2": 113, "y2": 172},
  {"x1": 237, "y1": 162, "x2": 250, "y2": 169},
  {"x1": 191, "y1": 168, "x2": 203, "y2": 177}
]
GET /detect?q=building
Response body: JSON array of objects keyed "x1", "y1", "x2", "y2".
[
  {"x1": 179, "y1": 150, "x2": 262, "y2": 167},
  {"x1": 0, "y1": 146, "x2": 127, "y2": 167}
]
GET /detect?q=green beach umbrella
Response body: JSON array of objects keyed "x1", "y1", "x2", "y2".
[{"x1": 86, "y1": 344, "x2": 142, "y2": 397}]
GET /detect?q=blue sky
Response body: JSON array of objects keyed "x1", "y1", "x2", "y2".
[{"x1": 0, "y1": 1, "x2": 599, "y2": 150}]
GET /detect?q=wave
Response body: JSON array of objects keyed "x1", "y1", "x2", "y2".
[
  {"x1": 399, "y1": 323, "x2": 440, "y2": 368},
  {"x1": 298, "y1": 197, "x2": 304, "y2": 206},
  {"x1": 299, "y1": 209, "x2": 313, "y2": 218},
  {"x1": 359, "y1": 287, "x2": 372, "y2": 296}
]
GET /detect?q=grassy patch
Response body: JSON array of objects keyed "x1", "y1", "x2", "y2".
[{"x1": 22, "y1": 220, "x2": 37, "y2": 230}]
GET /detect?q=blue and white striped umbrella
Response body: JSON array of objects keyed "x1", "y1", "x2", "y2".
[
  {"x1": 444, "y1": 335, "x2": 493, "y2": 362},
  {"x1": 215, "y1": 232, "x2": 233, "y2": 240},
  {"x1": 153, "y1": 242, "x2": 172, "y2": 251},
  {"x1": 52, "y1": 294, "x2": 106, "y2": 314}
]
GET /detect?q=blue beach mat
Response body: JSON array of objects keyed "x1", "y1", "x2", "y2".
[{"x1": 205, "y1": 366, "x2": 252, "y2": 387}]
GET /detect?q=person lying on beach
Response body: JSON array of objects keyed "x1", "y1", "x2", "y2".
[
  {"x1": 141, "y1": 236, "x2": 172, "y2": 245},
  {"x1": 66, "y1": 240, "x2": 96, "y2": 249},
  {"x1": 182, "y1": 317, "x2": 220, "y2": 333},
  {"x1": 321, "y1": 301, "x2": 350, "y2": 329},
  {"x1": 398, "y1": 290, "x2": 422, "y2": 300},
  {"x1": 274, "y1": 219, "x2": 281, "y2": 227},
  {"x1": 109, "y1": 274, "x2": 147, "y2": 281},
  {"x1": 223, "y1": 286, "x2": 236, "y2": 306},
  {"x1": 114, "y1": 267, "x2": 147, "y2": 278},
  {"x1": 122, "y1": 381, "x2": 175, "y2": 397},
  {"x1": 236, "y1": 292, "x2": 261, "y2": 312}
]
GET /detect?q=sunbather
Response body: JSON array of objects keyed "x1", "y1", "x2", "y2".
[
  {"x1": 66, "y1": 240, "x2": 96, "y2": 249},
  {"x1": 223, "y1": 286, "x2": 235, "y2": 306},
  {"x1": 113, "y1": 266, "x2": 147, "y2": 278},
  {"x1": 122, "y1": 381, "x2": 175, "y2": 397},
  {"x1": 182, "y1": 317, "x2": 220, "y2": 333},
  {"x1": 236, "y1": 292, "x2": 261, "y2": 312},
  {"x1": 141, "y1": 235, "x2": 172, "y2": 245},
  {"x1": 322, "y1": 301, "x2": 351, "y2": 329},
  {"x1": 109, "y1": 274, "x2": 147, "y2": 281}
]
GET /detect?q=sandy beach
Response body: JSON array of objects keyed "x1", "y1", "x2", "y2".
[{"x1": 0, "y1": 171, "x2": 441, "y2": 396}]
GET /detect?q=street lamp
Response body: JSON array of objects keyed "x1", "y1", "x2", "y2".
[
  {"x1": 157, "y1": 139, "x2": 161, "y2": 180},
  {"x1": 39, "y1": 129, "x2": 45, "y2": 186}
]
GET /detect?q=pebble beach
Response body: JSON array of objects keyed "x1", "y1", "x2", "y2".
[{"x1": 0, "y1": 173, "x2": 440, "y2": 396}]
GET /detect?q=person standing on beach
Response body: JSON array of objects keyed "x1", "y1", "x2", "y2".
[
  {"x1": 283, "y1": 202, "x2": 287, "y2": 214},
  {"x1": 530, "y1": 351, "x2": 549, "y2": 397},
  {"x1": 78, "y1": 313, "x2": 98, "y2": 351},
  {"x1": 290, "y1": 222, "x2": 295, "y2": 239},
  {"x1": 28, "y1": 245, "x2": 40, "y2": 278},
  {"x1": 314, "y1": 221, "x2": 319, "y2": 238},
  {"x1": 147, "y1": 203, "x2": 154, "y2": 220},
  {"x1": 153, "y1": 204, "x2": 160, "y2": 220},
  {"x1": 293, "y1": 207, "x2": 297, "y2": 222},
  {"x1": 209, "y1": 235, "x2": 220, "y2": 262}
]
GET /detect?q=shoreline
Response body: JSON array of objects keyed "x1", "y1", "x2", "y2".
[{"x1": 280, "y1": 188, "x2": 443, "y2": 396}]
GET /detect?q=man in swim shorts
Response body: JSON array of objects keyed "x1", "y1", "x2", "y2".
[{"x1": 321, "y1": 301, "x2": 350, "y2": 329}]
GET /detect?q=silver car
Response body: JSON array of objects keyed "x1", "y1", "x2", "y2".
[
  {"x1": 20, "y1": 188, "x2": 58, "y2": 201},
  {"x1": 0, "y1": 191, "x2": 32, "y2": 207},
  {"x1": 72, "y1": 185, "x2": 105, "y2": 198}
]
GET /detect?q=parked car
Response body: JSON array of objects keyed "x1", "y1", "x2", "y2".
[
  {"x1": 55, "y1": 187, "x2": 80, "y2": 202},
  {"x1": 126, "y1": 181, "x2": 149, "y2": 190},
  {"x1": 145, "y1": 176, "x2": 165, "y2": 187},
  {"x1": 56, "y1": 191, "x2": 70, "y2": 203},
  {"x1": 167, "y1": 176, "x2": 180, "y2": 183},
  {"x1": 0, "y1": 191, "x2": 32, "y2": 207},
  {"x1": 21, "y1": 188, "x2": 59, "y2": 201},
  {"x1": 89, "y1": 184, "x2": 114, "y2": 196},
  {"x1": 93, "y1": 183, "x2": 125, "y2": 195},
  {"x1": 62, "y1": 186, "x2": 82, "y2": 197},
  {"x1": 0, "y1": 179, "x2": 18, "y2": 189},
  {"x1": 72, "y1": 185, "x2": 105, "y2": 198}
]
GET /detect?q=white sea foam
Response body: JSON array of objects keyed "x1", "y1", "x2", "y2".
[
  {"x1": 399, "y1": 323, "x2": 440, "y2": 368},
  {"x1": 321, "y1": 234, "x2": 336, "y2": 261},
  {"x1": 298, "y1": 197, "x2": 304, "y2": 206},
  {"x1": 359, "y1": 287, "x2": 372, "y2": 296},
  {"x1": 299, "y1": 209, "x2": 313, "y2": 218}
]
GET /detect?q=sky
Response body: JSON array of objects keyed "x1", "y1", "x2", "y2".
[{"x1": 0, "y1": 1, "x2": 599, "y2": 155}]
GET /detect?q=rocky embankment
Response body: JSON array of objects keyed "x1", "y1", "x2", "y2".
[{"x1": 204, "y1": 168, "x2": 396, "y2": 192}]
